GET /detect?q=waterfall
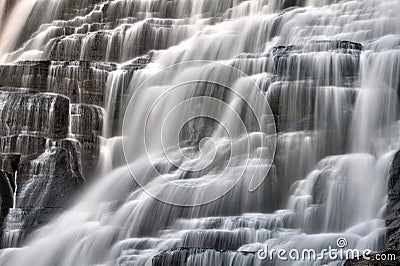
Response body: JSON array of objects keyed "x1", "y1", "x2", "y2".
[
  {"x1": 0, "y1": 0, "x2": 38, "y2": 61},
  {"x1": 0, "y1": 0, "x2": 399, "y2": 265}
]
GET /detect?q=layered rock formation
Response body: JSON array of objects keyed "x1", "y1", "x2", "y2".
[
  {"x1": 0, "y1": 1, "x2": 399, "y2": 265},
  {"x1": 152, "y1": 248, "x2": 257, "y2": 266},
  {"x1": 0, "y1": 1, "x2": 151, "y2": 247},
  {"x1": 0, "y1": 0, "x2": 307, "y2": 251}
]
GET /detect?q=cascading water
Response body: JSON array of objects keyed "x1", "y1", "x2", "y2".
[{"x1": 0, "y1": 0, "x2": 399, "y2": 265}]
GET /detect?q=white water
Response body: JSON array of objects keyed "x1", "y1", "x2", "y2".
[
  {"x1": 0, "y1": 0, "x2": 399, "y2": 265},
  {"x1": 0, "y1": 0, "x2": 38, "y2": 61}
]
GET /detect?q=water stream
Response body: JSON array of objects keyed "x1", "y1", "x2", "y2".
[{"x1": 0, "y1": 0, "x2": 399, "y2": 265}]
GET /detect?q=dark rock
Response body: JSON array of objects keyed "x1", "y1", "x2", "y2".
[
  {"x1": 1, "y1": 208, "x2": 27, "y2": 248},
  {"x1": 267, "y1": 80, "x2": 355, "y2": 133},
  {"x1": 0, "y1": 154, "x2": 21, "y2": 175},
  {"x1": 0, "y1": 61, "x2": 50, "y2": 90},
  {"x1": 71, "y1": 104, "x2": 104, "y2": 138},
  {"x1": 47, "y1": 61, "x2": 116, "y2": 106},
  {"x1": 271, "y1": 0, "x2": 307, "y2": 11},
  {"x1": 1, "y1": 145, "x2": 84, "y2": 248},
  {"x1": 269, "y1": 41, "x2": 361, "y2": 133},
  {"x1": 386, "y1": 151, "x2": 400, "y2": 249},
  {"x1": 182, "y1": 230, "x2": 249, "y2": 251},
  {"x1": 152, "y1": 248, "x2": 256, "y2": 266},
  {"x1": 0, "y1": 60, "x2": 117, "y2": 106},
  {"x1": 272, "y1": 41, "x2": 362, "y2": 86},
  {"x1": 0, "y1": 92, "x2": 70, "y2": 139},
  {"x1": 0, "y1": 135, "x2": 47, "y2": 157},
  {"x1": 49, "y1": 21, "x2": 170, "y2": 62},
  {"x1": 54, "y1": 139, "x2": 83, "y2": 174},
  {"x1": 71, "y1": 104, "x2": 103, "y2": 176},
  {"x1": 345, "y1": 249, "x2": 400, "y2": 265},
  {"x1": 272, "y1": 40, "x2": 363, "y2": 56},
  {"x1": 17, "y1": 141, "x2": 82, "y2": 185},
  {"x1": 0, "y1": 0, "x2": 148, "y2": 249},
  {"x1": 0, "y1": 171, "x2": 13, "y2": 226}
]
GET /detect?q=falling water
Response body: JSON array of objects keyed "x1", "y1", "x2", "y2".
[
  {"x1": 0, "y1": 0, "x2": 38, "y2": 61},
  {"x1": 0, "y1": 0, "x2": 399, "y2": 265}
]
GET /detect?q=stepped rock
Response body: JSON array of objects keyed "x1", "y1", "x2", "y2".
[
  {"x1": 152, "y1": 248, "x2": 256, "y2": 266},
  {"x1": 0, "y1": 92, "x2": 69, "y2": 138},
  {"x1": 1, "y1": 144, "x2": 84, "y2": 247}
]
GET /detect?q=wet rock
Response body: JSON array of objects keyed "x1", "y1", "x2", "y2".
[
  {"x1": 152, "y1": 248, "x2": 256, "y2": 266},
  {"x1": 267, "y1": 81, "x2": 355, "y2": 133},
  {"x1": 0, "y1": 154, "x2": 21, "y2": 176},
  {"x1": 1, "y1": 208, "x2": 26, "y2": 248},
  {"x1": 0, "y1": 92, "x2": 69, "y2": 139},
  {"x1": 268, "y1": 41, "x2": 360, "y2": 135},
  {"x1": 345, "y1": 249, "x2": 400, "y2": 265},
  {"x1": 182, "y1": 230, "x2": 250, "y2": 251},
  {"x1": 386, "y1": 151, "x2": 400, "y2": 249},
  {"x1": 272, "y1": 41, "x2": 362, "y2": 86},
  {"x1": 71, "y1": 104, "x2": 104, "y2": 176},
  {"x1": 1, "y1": 144, "x2": 84, "y2": 247},
  {"x1": 0, "y1": 135, "x2": 47, "y2": 157},
  {"x1": 54, "y1": 139, "x2": 83, "y2": 174},
  {"x1": 0, "y1": 171, "x2": 13, "y2": 226},
  {"x1": 0, "y1": 61, "x2": 50, "y2": 90},
  {"x1": 49, "y1": 33, "x2": 108, "y2": 61},
  {"x1": 47, "y1": 61, "x2": 116, "y2": 106},
  {"x1": 17, "y1": 141, "x2": 82, "y2": 185},
  {"x1": 8, "y1": 0, "x2": 108, "y2": 51},
  {"x1": 16, "y1": 149, "x2": 81, "y2": 205},
  {"x1": 0, "y1": 60, "x2": 117, "y2": 106},
  {"x1": 49, "y1": 21, "x2": 171, "y2": 62},
  {"x1": 272, "y1": 40, "x2": 363, "y2": 56},
  {"x1": 272, "y1": 0, "x2": 306, "y2": 11},
  {"x1": 71, "y1": 104, "x2": 103, "y2": 140}
]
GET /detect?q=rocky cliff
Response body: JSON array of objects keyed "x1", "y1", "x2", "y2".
[
  {"x1": 0, "y1": 1, "x2": 152, "y2": 247},
  {"x1": 0, "y1": 1, "x2": 399, "y2": 264}
]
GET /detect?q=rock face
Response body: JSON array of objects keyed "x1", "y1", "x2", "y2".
[
  {"x1": 152, "y1": 248, "x2": 257, "y2": 266},
  {"x1": 1, "y1": 145, "x2": 83, "y2": 247},
  {"x1": 0, "y1": 171, "x2": 13, "y2": 226},
  {"x1": 266, "y1": 40, "x2": 362, "y2": 207},
  {"x1": 70, "y1": 104, "x2": 103, "y2": 175},
  {"x1": 345, "y1": 249, "x2": 400, "y2": 265},
  {"x1": 0, "y1": 0, "x2": 152, "y2": 247},
  {"x1": 0, "y1": 61, "x2": 50, "y2": 90},
  {"x1": 386, "y1": 151, "x2": 400, "y2": 249},
  {"x1": 0, "y1": 92, "x2": 69, "y2": 138},
  {"x1": 0, "y1": 89, "x2": 82, "y2": 246},
  {"x1": 0, "y1": 90, "x2": 82, "y2": 247},
  {"x1": 0, "y1": 0, "x2": 398, "y2": 264},
  {"x1": 0, "y1": 145, "x2": 84, "y2": 248},
  {"x1": 47, "y1": 61, "x2": 116, "y2": 106}
]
